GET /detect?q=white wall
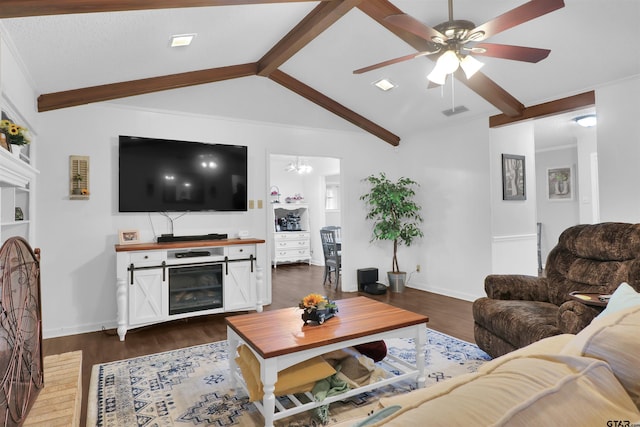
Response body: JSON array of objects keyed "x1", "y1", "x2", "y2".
[
  {"x1": 35, "y1": 103, "x2": 407, "y2": 337},
  {"x1": 575, "y1": 126, "x2": 598, "y2": 224},
  {"x1": 386, "y1": 119, "x2": 493, "y2": 301},
  {"x1": 5, "y1": 23, "x2": 635, "y2": 338},
  {"x1": 596, "y1": 76, "x2": 640, "y2": 221},
  {"x1": 535, "y1": 146, "x2": 580, "y2": 263},
  {"x1": 489, "y1": 121, "x2": 538, "y2": 275}
]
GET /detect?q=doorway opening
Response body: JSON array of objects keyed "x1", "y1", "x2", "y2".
[{"x1": 267, "y1": 154, "x2": 342, "y2": 293}]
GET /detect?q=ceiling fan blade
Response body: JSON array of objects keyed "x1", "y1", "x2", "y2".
[
  {"x1": 353, "y1": 51, "x2": 436, "y2": 74},
  {"x1": 469, "y1": 43, "x2": 551, "y2": 63},
  {"x1": 471, "y1": 0, "x2": 565, "y2": 41},
  {"x1": 454, "y1": 68, "x2": 524, "y2": 117},
  {"x1": 385, "y1": 14, "x2": 447, "y2": 45}
]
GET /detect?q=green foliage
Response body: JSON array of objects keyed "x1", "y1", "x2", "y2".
[{"x1": 360, "y1": 173, "x2": 424, "y2": 273}]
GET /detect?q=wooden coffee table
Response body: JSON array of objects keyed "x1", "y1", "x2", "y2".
[{"x1": 226, "y1": 296, "x2": 429, "y2": 427}]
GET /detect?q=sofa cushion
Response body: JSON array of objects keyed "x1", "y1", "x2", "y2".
[
  {"x1": 561, "y1": 304, "x2": 640, "y2": 409},
  {"x1": 370, "y1": 354, "x2": 640, "y2": 426}
]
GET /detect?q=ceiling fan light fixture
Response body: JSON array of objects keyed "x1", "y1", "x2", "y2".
[
  {"x1": 427, "y1": 50, "x2": 459, "y2": 85},
  {"x1": 170, "y1": 33, "x2": 196, "y2": 47},
  {"x1": 427, "y1": 68, "x2": 447, "y2": 86},
  {"x1": 437, "y1": 50, "x2": 461, "y2": 74},
  {"x1": 460, "y1": 55, "x2": 484, "y2": 79}
]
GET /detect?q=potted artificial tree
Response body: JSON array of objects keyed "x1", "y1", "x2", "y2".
[{"x1": 361, "y1": 173, "x2": 423, "y2": 292}]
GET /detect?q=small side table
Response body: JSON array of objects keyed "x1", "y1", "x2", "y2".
[{"x1": 568, "y1": 291, "x2": 609, "y2": 307}]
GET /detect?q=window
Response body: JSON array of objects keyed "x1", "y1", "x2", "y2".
[{"x1": 325, "y1": 183, "x2": 340, "y2": 211}]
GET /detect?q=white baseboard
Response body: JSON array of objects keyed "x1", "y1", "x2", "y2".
[{"x1": 43, "y1": 321, "x2": 116, "y2": 339}]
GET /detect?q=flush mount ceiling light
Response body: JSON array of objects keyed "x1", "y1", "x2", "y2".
[
  {"x1": 170, "y1": 33, "x2": 196, "y2": 47},
  {"x1": 574, "y1": 114, "x2": 597, "y2": 128},
  {"x1": 285, "y1": 157, "x2": 313, "y2": 174},
  {"x1": 373, "y1": 78, "x2": 397, "y2": 91}
]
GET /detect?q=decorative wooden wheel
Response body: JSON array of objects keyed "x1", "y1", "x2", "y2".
[{"x1": 0, "y1": 237, "x2": 43, "y2": 426}]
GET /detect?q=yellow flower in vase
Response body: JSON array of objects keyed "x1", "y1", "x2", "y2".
[
  {"x1": 299, "y1": 293, "x2": 338, "y2": 324},
  {"x1": 0, "y1": 119, "x2": 31, "y2": 146}
]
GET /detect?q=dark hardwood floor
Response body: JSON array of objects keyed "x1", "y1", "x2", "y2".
[{"x1": 43, "y1": 264, "x2": 474, "y2": 425}]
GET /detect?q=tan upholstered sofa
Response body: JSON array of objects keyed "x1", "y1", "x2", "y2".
[{"x1": 335, "y1": 290, "x2": 640, "y2": 426}]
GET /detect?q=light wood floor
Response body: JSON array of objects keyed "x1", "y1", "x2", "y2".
[{"x1": 43, "y1": 264, "x2": 474, "y2": 426}]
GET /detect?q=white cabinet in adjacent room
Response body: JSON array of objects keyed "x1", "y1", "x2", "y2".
[{"x1": 272, "y1": 204, "x2": 310, "y2": 267}]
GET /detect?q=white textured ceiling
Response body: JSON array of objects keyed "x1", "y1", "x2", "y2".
[{"x1": 1, "y1": 0, "x2": 639, "y2": 143}]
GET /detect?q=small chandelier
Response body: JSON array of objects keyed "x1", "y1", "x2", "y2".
[{"x1": 285, "y1": 157, "x2": 313, "y2": 174}]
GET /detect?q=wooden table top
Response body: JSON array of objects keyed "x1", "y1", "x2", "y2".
[{"x1": 226, "y1": 296, "x2": 429, "y2": 358}]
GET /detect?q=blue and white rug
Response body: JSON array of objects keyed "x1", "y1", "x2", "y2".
[{"x1": 87, "y1": 329, "x2": 490, "y2": 426}]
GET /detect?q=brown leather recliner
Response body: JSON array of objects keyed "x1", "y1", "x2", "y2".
[{"x1": 473, "y1": 222, "x2": 640, "y2": 358}]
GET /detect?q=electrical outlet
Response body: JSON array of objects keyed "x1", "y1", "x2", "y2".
[{"x1": 416, "y1": 264, "x2": 421, "y2": 272}]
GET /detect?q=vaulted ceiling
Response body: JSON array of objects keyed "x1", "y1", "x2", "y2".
[{"x1": 1, "y1": 0, "x2": 638, "y2": 145}]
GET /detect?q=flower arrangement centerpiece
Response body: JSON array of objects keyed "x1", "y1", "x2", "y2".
[
  {"x1": 299, "y1": 293, "x2": 338, "y2": 325},
  {"x1": 0, "y1": 119, "x2": 31, "y2": 146}
]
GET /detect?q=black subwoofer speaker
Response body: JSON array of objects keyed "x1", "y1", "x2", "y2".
[{"x1": 357, "y1": 268, "x2": 387, "y2": 295}]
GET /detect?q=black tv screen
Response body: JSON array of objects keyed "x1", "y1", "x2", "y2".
[{"x1": 119, "y1": 136, "x2": 247, "y2": 212}]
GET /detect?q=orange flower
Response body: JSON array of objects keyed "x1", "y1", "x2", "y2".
[{"x1": 300, "y1": 293, "x2": 326, "y2": 309}]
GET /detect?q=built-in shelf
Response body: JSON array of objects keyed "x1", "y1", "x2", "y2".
[{"x1": 0, "y1": 146, "x2": 38, "y2": 242}]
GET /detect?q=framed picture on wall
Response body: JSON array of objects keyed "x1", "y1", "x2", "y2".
[
  {"x1": 118, "y1": 229, "x2": 141, "y2": 245},
  {"x1": 502, "y1": 154, "x2": 526, "y2": 200},
  {"x1": 547, "y1": 166, "x2": 573, "y2": 201}
]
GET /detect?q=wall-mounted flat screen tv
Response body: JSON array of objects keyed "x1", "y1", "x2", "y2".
[{"x1": 119, "y1": 135, "x2": 247, "y2": 212}]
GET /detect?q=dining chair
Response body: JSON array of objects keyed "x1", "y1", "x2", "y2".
[{"x1": 319, "y1": 228, "x2": 341, "y2": 289}]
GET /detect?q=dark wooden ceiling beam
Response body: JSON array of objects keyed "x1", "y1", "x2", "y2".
[
  {"x1": 0, "y1": 0, "x2": 325, "y2": 18},
  {"x1": 358, "y1": 0, "x2": 525, "y2": 118},
  {"x1": 257, "y1": 0, "x2": 363, "y2": 77},
  {"x1": 26, "y1": 0, "x2": 399, "y2": 145},
  {"x1": 38, "y1": 63, "x2": 258, "y2": 112},
  {"x1": 268, "y1": 70, "x2": 400, "y2": 146},
  {"x1": 489, "y1": 91, "x2": 595, "y2": 128}
]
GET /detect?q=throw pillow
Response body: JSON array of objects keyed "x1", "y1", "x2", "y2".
[
  {"x1": 561, "y1": 304, "x2": 640, "y2": 409},
  {"x1": 354, "y1": 341, "x2": 387, "y2": 362},
  {"x1": 235, "y1": 344, "x2": 336, "y2": 402},
  {"x1": 596, "y1": 282, "x2": 640, "y2": 319}
]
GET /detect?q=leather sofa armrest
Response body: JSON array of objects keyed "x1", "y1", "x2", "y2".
[
  {"x1": 557, "y1": 300, "x2": 602, "y2": 334},
  {"x1": 484, "y1": 274, "x2": 549, "y2": 302}
]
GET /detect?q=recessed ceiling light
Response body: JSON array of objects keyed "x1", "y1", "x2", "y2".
[
  {"x1": 170, "y1": 33, "x2": 196, "y2": 48},
  {"x1": 373, "y1": 78, "x2": 397, "y2": 91},
  {"x1": 574, "y1": 114, "x2": 597, "y2": 127}
]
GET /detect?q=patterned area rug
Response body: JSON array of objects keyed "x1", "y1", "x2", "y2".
[{"x1": 87, "y1": 329, "x2": 490, "y2": 426}]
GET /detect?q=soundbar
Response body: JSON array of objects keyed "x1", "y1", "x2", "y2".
[
  {"x1": 175, "y1": 250, "x2": 211, "y2": 258},
  {"x1": 157, "y1": 233, "x2": 228, "y2": 243}
]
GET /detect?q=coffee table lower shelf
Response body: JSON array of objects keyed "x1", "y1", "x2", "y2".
[{"x1": 230, "y1": 351, "x2": 420, "y2": 423}]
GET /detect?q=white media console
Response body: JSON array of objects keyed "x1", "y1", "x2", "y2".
[{"x1": 115, "y1": 238, "x2": 265, "y2": 341}]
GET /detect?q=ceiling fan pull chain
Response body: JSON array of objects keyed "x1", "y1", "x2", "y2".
[{"x1": 451, "y1": 75, "x2": 455, "y2": 112}]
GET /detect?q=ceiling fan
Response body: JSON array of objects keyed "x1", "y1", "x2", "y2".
[{"x1": 354, "y1": 0, "x2": 565, "y2": 86}]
